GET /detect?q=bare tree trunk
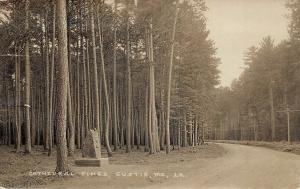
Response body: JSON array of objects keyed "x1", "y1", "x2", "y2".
[
  {"x1": 145, "y1": 27, "x2": 154, "y2": 154},
  {"x1": 188, "y1": 113, "x2": 193, "y2": 145},
  {"x1": 48, "y1": 1, "x2": 56, "y2": 156},
  {"x1": 37, "y1": 87, "x2": 41, "y2": 146},
  {"x1": 85, "y1": 21, "x2": 92, "y2": 131},
  {"x1": 112, "y1": 0, "x2": 118, "y2": 152},
  {"x1": 31, "y1": 80, "x2": 36, "y2": 146},
  {"x1": 119, "y1": 86, "x2": 124, "y2": 149},
  {"x1": 67, "y1": 87, "x2": 75, "y2": 156},
  {"x1": 148, "y1": 82, "x2": 154, "y2": 154},
  {"x1": 136, "y1": 102, "x2": 141, "y2": 149},
  {"x1": 75, "y1": 4, "x2": 82, "y2": 149},
  {"x1": 45, "y1": 7, "x2": 50, "y2": 150},
  {"x1": 55, "y1": 0, "x2": 69, "y2": 173},
  {"x1": 160, "y1": 88, "x2": 165, "y2": 150},
  {"x1": 82, "y1": 38, "x2": 89, "y2": 135},
  {"x1": 125, "y1": 9, "x2": 132, "y2": 153},
  {"x1": 96, "y1": 3, "x2": 113, "y2": 157},
  {"x1": 15, "y1": 46, "x2": 21, "y2": 152},
  {"x1": 89, "y1": 0, "x2": 102, "y2": 157},
  {"x1": 144, "y1": 87, "x2": 149, "y2": 152},
  {"x1": 194, "y1": 116, "x2": 198, "y2": 146},
  {"x1": 5, "y1": 74, "x2": 11, "y2": 146},
  {"x1": 178, "y1": 119, "x2": 181, "y2": 148},
  {"x1": 183, "y1": 112, "x2": 187, "y2": 147},
  {"x1": 3, "y1": 63, "x2": 9, "y2": 145},
  {"x1": 269, "y1": 80, "x2": 275, "y2": 141},
  {"x1": 66, "y1": 0, "x2": 75, "y2": 156},
  {"x1": 24, "y1": 0, "x2": 32, "y2": 154},
  {"x1": 81, "y1": 3, "x2": 89, "y2": 139},
  {"x1": 147, "y1": 17, "x2": 160, "y2": 154},
  {"x1": 131, "y1": 97, "x2": 135, "y2": 147},
  {"x1": 165, "y1": 2, "x2": 179, "y2": 154},
  {"x1": 76, "y1": 31, "x2": 81, "y2": 149}
]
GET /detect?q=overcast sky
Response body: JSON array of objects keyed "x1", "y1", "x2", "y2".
[{"x1": 205, "y1": 0, "x2": 289, "y2": 87}]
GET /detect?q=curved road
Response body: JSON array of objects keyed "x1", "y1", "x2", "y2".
[
  {"x1": 148, "y1": 143, "x2": 300, "y2": 189},
  {"x1": 45, "y1": 143, "x2": 300, "y2": 189}
]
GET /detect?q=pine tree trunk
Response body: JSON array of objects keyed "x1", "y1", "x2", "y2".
[
  {"x1": 55, "y1": 0, "x2": 69, "y2": 173},
  {"x1": 12, "y1": 9, "x2": 18, "y2": 148},
  {"x1": 3, "y1": 65, "x2": 9, "y2": 145},
  {"x1": 31, "y1": 81, "x2": 36, "y2": 146},
  {"x1": 37, "y1": 87, "x2": 41, "y2": 146},
  {"x1": 15, "y1": 46, "x2": 21, "y2": 152},
  {"x1": 194, "y1": 116, "x2": 198, "y2": 146},
  {"x1": 145, "y1": 27, "x2": 154, "y2": 154},
  {"x1": 44, "y1": 7, "x2": 50, "y2": 150},
  {"x1": 112, "y1": 0, "x2": 118, "y2": 151},
  {"x1": 85, "y1": 21, "x2": 92, "y2": 131},
  {"x1": 76, "y1": 7, "x2": 81, "y2": 149},
  {"x1": 67, "y1": 87, "x2": 75, "y2": 156},
  {"x1": 96, "y1": 3, "x2": 113, "y2": 157},
  {"x1": 89, "y1": 0, "x2": 102, "y2": 157},
  {"x1": 48, "y1": 2, "x2": 56, "y2": 156},
  {"x1": 5, "y1": 77, "x2": 11, "y2": 146},
  {"x1": 160, "y1": 88, "x2": 165, "y2": 150},
  {"x1": 24, "y1": 0, "x2": 32, "y2": 154},
  {"x1": 82, "y1": 30, "x2": 89, "y2": 138},
  {"x1": 147, "y1": 17, "x2": 160, "y2": 154},
  {"x1": 269, "y1": 80, "x2": 275, "y2": 141},
  {"x1": 178, "y1": 119, "x2": 181, "y2": 148},
  {"x1": 187, "y1": 113, "x2": 192, "y2": 145},
  {"x1": 165, "y1": 1, "x2": 179, "y2": 154},
  {"x1": 120, "y1": 90, "x2": 124, "y2": 148},
  {"x1": 66, "y1": 0, "x2": 75, "y2": 156},
  {"x1": 76, "y1": 44, "x2": 81, "y2": 149},
  {"x1": 125, "y1": 10, "x2": 132, "y2": 153},
  {"x1": 131, "y1": 99, "x2": 135, "y2": 147},
  {"x1": 183, "y1": 112, "x2": 187, "y2": 147},
  {"x1": 82, "y1": 39, "x2": 89, "y2": 134},
  {"x1": 136, "y1": 106, "x2": 141, "y2": 149},
  {"x1": 144, "y1": 87, "x2": 149, "y2": 152}
]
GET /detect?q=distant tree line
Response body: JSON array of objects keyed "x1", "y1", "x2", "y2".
[{"x1": 213, "y1": 0, "x2": 300, "y2": 143}]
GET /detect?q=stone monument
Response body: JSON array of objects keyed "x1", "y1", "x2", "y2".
[
  {"x1": 82, "y1": 129, "x2": 101, "y2": 158},
  {"x1": 75, "y1": 129, "x2": 109, "y2": 167}
]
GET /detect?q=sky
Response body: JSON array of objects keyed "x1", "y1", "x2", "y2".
[{"x1": 205, "y1": 0, "x2": 289, "y2": 87}]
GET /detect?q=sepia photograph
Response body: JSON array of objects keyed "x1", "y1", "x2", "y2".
[{"x1": 0, "y1": 0, "x2": 300, "y2": 188}]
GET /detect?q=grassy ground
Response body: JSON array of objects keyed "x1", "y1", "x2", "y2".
[
  {"x1": 0, "y1": 144, "x2": 226, "y2": 188},
  {"x1": 213, "y1": 140, "x2": 300, "y2": 155}
]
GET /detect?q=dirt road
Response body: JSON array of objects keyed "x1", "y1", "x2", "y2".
[{"x1": 44, "y1": 143, "x2": 300, "y2": 189}]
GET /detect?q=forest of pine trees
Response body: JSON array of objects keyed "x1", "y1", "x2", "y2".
[
  {"x1": 213, "y1": 1, "x2": 300, "y2": 143},
  {"x1": 2, "y1": 0, "x2": 300, "y2": 172},
  {"x1": 0, "y1": 0, "x2": 220, "y2": 170}
]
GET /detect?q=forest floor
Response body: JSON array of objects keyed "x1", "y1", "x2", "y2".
[
  {"x1": 212, "y1": 140, "x2": 300, "y2": 155},
  {"x1": 0, "y1": 143, "x2": 226, "y2": 189},
  {"x1": 34, "y1": 143, "x2": 300, "y2": 189}
]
